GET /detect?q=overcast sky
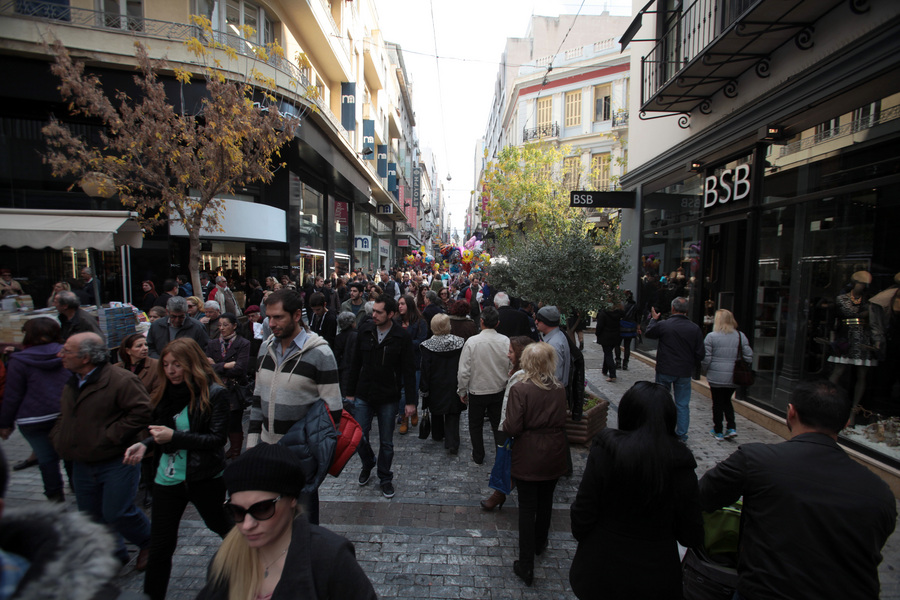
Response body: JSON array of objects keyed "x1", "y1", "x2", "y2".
[{"x1": 375, "y1": 0, "x2": 633, "y2": 236}]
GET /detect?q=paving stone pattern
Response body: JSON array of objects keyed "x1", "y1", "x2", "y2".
[{"x1": 3, "y1": 340, "x2": 898, "y2": 598}]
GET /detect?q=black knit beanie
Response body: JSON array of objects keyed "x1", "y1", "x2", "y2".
[{"x1": 224, "y1": 443, "x2": 304, "y2": 497}]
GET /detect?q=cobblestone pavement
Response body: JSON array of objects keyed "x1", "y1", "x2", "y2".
[{"x1": 3, "y1": 340, "x2": 898, "y2": 598}]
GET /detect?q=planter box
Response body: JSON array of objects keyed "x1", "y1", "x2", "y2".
[{"x1": 566, "y1": 397, "x2": 609, "y2": 446}]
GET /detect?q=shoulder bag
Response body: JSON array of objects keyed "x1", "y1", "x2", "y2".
[{"x1": 732, "y1": 331, "x2": 755, "y2": 387}]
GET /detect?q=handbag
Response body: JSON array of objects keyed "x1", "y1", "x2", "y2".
[
  {"x1": 227, "y1": 378, "x2": 254, "y2": 409},
  {"x1": 488, "y1": 438, "x2": 513, "y2": 495},
  {"x1": 733, "y1": 331, "x2": 755, "y2": 387},
  {"x1": 619, "y1": 319, "x2": 637, "y2": 338},
  {"x1": 418, "y1": 409, "x2": 432, "y2": 440},
  {"x1": 327, "y1": 408, "x2": 363, "y2": 477}
]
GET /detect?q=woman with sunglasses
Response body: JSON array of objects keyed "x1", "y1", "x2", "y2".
[
  {"x1": 197, "y1": 443, "x2": 376, "y2": 600},
  {"x1": 123, "y1": 337, "x2": 233, "y2": 600},
  {"x1": 569, "y1": 381, "x2": 704, "y2": 599}
]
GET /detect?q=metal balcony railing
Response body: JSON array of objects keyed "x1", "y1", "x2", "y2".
[
  {"x1": 2, "y1": 0, "x2": 356, "y2": 136},
  {"x1": 641, "y1": 0, "x2": 756, "y2": 106},
  {"x1": 523, "y1": 122, "x2": 560, "y2": 142},
  {"x1": 778, "y1": 105, "x2": 900, "y2": 156}
]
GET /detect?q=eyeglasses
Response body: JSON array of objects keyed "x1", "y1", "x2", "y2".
[{"x1": 223, "y1": 495, "x2": 282, "y2": 523}]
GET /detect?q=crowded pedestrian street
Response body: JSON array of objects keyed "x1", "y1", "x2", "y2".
[{"x1": 4, "y1": 340, "x2": 899, "y2": 599}]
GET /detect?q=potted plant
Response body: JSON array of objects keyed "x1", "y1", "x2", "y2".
[{"x1": 567, "y1": 393, "x2": 608, "y2": 446}]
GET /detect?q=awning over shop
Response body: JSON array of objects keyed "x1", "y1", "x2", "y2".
[{"x1": 0, "y1": 208, "x2": 143, "y2": 251}]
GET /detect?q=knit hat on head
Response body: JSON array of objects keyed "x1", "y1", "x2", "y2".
[
  {"x1": 224, "y1": 443, "x2": 304, "y2": 497},
  {"x1": 536, "y1": 305, "x2": 561, "y2": 327}
]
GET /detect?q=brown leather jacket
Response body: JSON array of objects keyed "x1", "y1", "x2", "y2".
[
  {"x1": 52, "y1": 363, "x2": 152, "y2": 463},
  {"x1": 117, "y1": 358, "x2": 162, "y2": 397},
  {"x1": 503, "y1": 379, "x2": 568, "y2": 481}
]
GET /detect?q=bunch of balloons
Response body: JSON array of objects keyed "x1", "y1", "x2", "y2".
[{"x1": 437, "y1": 236, "x2": 491, "y2": 274}]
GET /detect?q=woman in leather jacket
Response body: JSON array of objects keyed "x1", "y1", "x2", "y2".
[{"x1": 123, "y1": 337, "x2": 233, "y2": 600}]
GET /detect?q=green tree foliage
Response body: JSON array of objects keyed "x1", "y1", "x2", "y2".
[
  {"x1": 488, "y1": 212, "x2": 629, "y2": 334},
  {"x1": 481, "y1": 142, "x2": 590, "y2": 243},
  {"x1": 42, "y1": 22, "x2": 301, "y2": 295}
]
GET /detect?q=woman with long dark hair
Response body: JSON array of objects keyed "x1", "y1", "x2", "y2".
[
  {"x1": 569, "y1": 381, "x2": 704, "y2": 599},
  {"x1": 206, "y1": 313, "x2": 251, "y2": 459},
  {"x1": 118, "y1": 333, "x2": 162, "y2": 396},
  {"x1": 396, "y1": 294, "x2": 426, "y2": 432},
  {"x1": 123, "y1": 338, "x2": 233, "y2": 600},
  {"x1": 502, "y1": 342, "x2": 568, "y2": 586},
  {"x1": 0, "y1": 317, "x2": 71, "y2": 501},
  {"x1": 140, "y1": 280, "x2": 159, "y2": 314},
  {"x1": 196, "y1": 443, "x2": 376, "y2": 600}
]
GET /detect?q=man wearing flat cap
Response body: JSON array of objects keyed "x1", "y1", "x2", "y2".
[{"x1": 535, "y1": 306, "x2": 570, "y2": 388}]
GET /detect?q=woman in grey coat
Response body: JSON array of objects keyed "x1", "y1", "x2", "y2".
[{"x1": 701, "y1": 309, "x2": 752, "y2": 440}]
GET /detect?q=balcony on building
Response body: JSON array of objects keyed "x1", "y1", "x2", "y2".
[
  {"x1": 523, "y1": 122, "x2": 560, "y2": 142},
  {"x1": 636, "y1": 0, "x2": 846, "y2": 115}
]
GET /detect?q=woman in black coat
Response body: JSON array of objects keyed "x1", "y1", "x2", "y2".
[
  {"x1": 419, "y1": 313, "x2": 466, "y2": 455},
  {"x1": 123, "y1": 338, "x2": 233, "y2": 600},
  {"x1": 569, "y1": 381, "x2": 704, "y2": 599},
  {"x1": 595, "y1": 304, "x2": 624, "y2": 382},
  {"x1": 206, "y1": 313, "x2": 251, "y2": 459}
]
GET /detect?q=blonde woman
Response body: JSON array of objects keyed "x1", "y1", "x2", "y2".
[
  {"x1": 701, "y1": 309, "x2": 753, "y2": 440},
  {"x1": 186, "y1": 296, "x2": 204, "y2": 319},
  {"x1": 123, "y1": 338, "x2": 232, "y2": 600},
  {"x1": 196, "y1": 443, "x2": 376, "y2": 600},
  {"x1": 502, "y1": 342, "x2": 568, "y2": 586}
]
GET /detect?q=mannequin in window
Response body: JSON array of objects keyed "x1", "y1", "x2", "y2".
[{"x1": 828, "y1": 271, "x2": 879, "y2": 425}]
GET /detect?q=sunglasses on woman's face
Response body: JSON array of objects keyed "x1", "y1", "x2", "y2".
[{"x1": 223, "y1": 495, "x2": 282, "y2": 523}]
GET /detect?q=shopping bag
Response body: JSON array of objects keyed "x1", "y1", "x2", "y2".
[
  {"x1": 488, "y1": 438, "x2": 513, "y2": 495},
  {"x1": 418, "y1": 409, "x2": 432, "y2": 440}
]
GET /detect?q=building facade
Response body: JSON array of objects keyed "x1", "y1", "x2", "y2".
[
  {"x1": 0, "y1": 0, "x2": 431, "y2": 304},
  {"x1": 473, "y1": 13, "x2": 633, "y2": 240},
  {"x1": 623, "y1": 0, "x2": 900, "y2": 478}
]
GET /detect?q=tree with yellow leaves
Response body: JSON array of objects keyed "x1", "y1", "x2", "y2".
[{"x1": 42, "y1": 17, "x2": 305, "y2": 295}]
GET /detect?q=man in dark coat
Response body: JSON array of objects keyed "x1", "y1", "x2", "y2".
[
  {"x1": 146, "y1": 296, "x2": 209, "y2": 359},
  {"x1": 645, "y1": 296, "x2": 704, "y2": 442},
  {"x1": 308, "y1": 292, "x2": 337, "y2": 348},
  {"x1": 53, "y1": 290, "x2": 102, "y2": 341},
  {"x1": 345, "y1": 296, "x2": 416, "y2": 499},
  {"x1": 494, "y1": 292, "x2": 534, "y2": 339},
  {"x1": 700, "y1": 380, "x2": 896, "y2": 600}
]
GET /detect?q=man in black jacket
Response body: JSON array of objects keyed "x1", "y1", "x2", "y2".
[
  {"x1": 147, "y1": 296, "x2": 209, "y2": 359},
  {"x1": 645, "y1": 296, "x2": 704, "y2": 442},
  {"x1": 699, "y1": 380, "x2": 896, "y2": 600},
  {"x1": 494, "y1": 292, "x2": 535, "y2": 339},
  {"x1": 308, "y1": 292, "x2": 337, "y2": 348},
  {"x1": 345, "y1": 296, "x2": 416, "y2": 499}
]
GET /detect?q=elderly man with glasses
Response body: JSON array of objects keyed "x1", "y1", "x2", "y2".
[{"x1": 147, "y1": 296, "x2": 209, "y2": 359}]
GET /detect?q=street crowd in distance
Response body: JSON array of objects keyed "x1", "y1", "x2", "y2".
[{"x1": 0, "y1": 265, "x2": 895, "y2": 600}]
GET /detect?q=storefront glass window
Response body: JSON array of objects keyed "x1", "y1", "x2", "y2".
[
  {"x1": 299, "y1": 183, "x2": 324, "y2": 250},
  {"x1": 354, "y1": 209, "x2": 373, "y2": 274},
  {"x1": 637, "y1": 224, "x2": 702, "y2": 356},
  {"x1": 643, "y1": 174, "x2": 703, "y2": 226},
  {"x1": 750, "y1": 181, "x2": 900, "y2": 462}
]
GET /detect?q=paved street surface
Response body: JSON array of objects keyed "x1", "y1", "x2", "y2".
[{"x1": 4, "y1": 340, "x2": 899, "y2": 598}]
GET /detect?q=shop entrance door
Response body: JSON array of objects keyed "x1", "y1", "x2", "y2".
[{"x1": 701, "y1": 218, "x2": 752, "y2": 337}]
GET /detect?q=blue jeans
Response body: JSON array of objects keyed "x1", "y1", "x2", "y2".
[
  {"x1": 354, "y1": 398, "x2": 396, "y2": 485},
  {"x1": 18, "y1": 420, "x2": 63, "y2": 498},
  {"x1": 398, "y1": 370, "x2": 421, "y2": 416},
  {"x1": 656, "y1": 372, "x2": 692, "y2": 440},
  {"x1": 73, "y1": 457, "x2": 151, "y2": 561}
]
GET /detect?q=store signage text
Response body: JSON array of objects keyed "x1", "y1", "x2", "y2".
[
  {"x1": 354, "y1": 236, "x2": 371, "y2": 252},
  {"x1": 704, "y1": 164, "x2": 750, "y2": 208}
]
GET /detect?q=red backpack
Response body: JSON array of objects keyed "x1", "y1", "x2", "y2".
[{"x1": 327, "y1": 409, "x2": 363, "y2": 477}]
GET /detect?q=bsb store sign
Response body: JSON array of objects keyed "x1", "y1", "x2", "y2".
[{"x1": 704, "y1": 163, "x2": 750, "y2": 208}]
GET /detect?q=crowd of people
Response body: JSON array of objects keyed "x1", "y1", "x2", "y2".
[{"x1": 0, "y1": 265, "x2": 896, "y2": 599}]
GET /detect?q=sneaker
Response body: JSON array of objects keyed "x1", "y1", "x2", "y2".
[
  {"x1": 358, "y1": 467, "x2": 372, "y2": 486},
  {"x1": 709, "y1": 429, "x2": 724, "y2": 441},
  {"x1": 381, "y1": 482, "x2": 395, "y2": 499},
  {"x1": 724, "y1": 428, "x2": 738, "y2": 439}
]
